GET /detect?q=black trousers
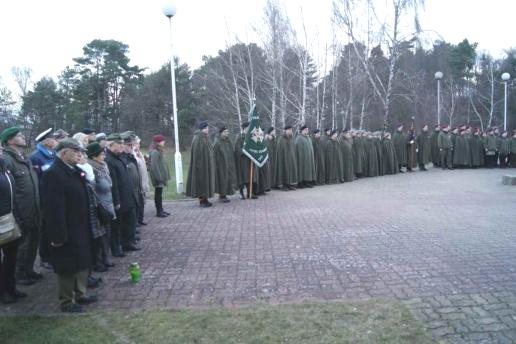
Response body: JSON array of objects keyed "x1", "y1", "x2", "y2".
[
  {"x1": 111, "y1": 210, "x2": 136, "y2": 252},
  {"x1": 0, "y1": 239, "x2": 19, "y2": 296},
  {"x1": 154, "y1": 187, "x2": 163, "y2": 213},
  {"x1": 485, "y1": 153, "x2": 498, "y2": 168},
  {"x1": 39, "y1": 219, "x2": 51, "y2": 263},
  {"x1": 137, "y1": 192, "x2": 145, "y2": 224},
  {"x1": 16, "y1": 225, "x2": 39, "y2": 278}
]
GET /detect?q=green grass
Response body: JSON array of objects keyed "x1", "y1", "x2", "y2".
[{"x1": 0, "y1": 300, "x2": 434, "y2": 344}]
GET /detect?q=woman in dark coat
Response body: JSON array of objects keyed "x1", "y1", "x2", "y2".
[{"x1": 0, "y1": 151, "x2": 26, "y2": 304}]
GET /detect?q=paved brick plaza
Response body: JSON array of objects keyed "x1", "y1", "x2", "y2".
[{"x1": 2, "y1": 168, "x2": 516, "y2": 343}]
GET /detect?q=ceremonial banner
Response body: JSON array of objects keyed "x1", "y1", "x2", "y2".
[{"x1": 242, "y1": 105, "x2": 268, "y2": 167}]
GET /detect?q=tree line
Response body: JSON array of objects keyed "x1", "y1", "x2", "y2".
[{"x1": 0, "y1": 0, "x2": 515, "y2": 147}]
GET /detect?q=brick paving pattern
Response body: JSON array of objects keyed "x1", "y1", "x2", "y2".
[{"x1": 2, "y1": 168, "x2": 516, "y2": 343}]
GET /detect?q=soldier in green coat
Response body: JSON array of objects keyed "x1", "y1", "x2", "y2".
[
  {"x1": 295, "y1": 125, "x2": 316, "y2": 188},
  {"x1": 469, "y1": 129, "x2": 485, "y2": 168},
  {"x1": 185, "y1": 122, "x2": 215, "y2": 207},
  {"x1": 275, "y1": 126, "x2": 297, "y2": 191},
  {"x1": 352, "y1": 131, "x2": 365, "y2": 177},
  {"x1": 452, "y1": 128, "x2": 469, "y2": 168},
  {"x1": 149, "y1": 135, "x2": 171, "y2": 217},
  {"x1": 484, "y1": 129, "x2": 498, "y2": 168},
  {"x1": 213, "y1": 126, "x2": 237, "y2": 202},
  {"x1": 498, "y1": 131, "x2": 510, "y2": 168},
  {"x1": 392, "y1": 124, "x2": 408, "y2": 172},
  {"x1": 235, "y1": 122, "x2": 258, "y2": 199},
  {"x1": 509, "y1": 131, "x2": 516, "y2": 167},
  {"x1": 265, "y1": 128, "x2": 278, "y2": 189},
  {"x1": 430, "y1": 125, "x2": 441, "y2": 167},
  {"x1": 438, "y1": 125, "x2": 453, "y2": 169},
  {"x1": 340, "y1": 131, "x2": 354, "y2": 182},
  {"x1": 364, "y1": 133, "x2": 379, "y2": 177},
  {"x1": 325, "y1": 130, "x2": 343, "y2": 184},
  {"x1": 416, "y1": 125, "x2": 431, "y2": 171},
  {"x1": 311, "y1": 129, "x2": 326, "y2": 185},
  {"x1": 382, "y1": 132, "x2": 398, "y2": 175}
]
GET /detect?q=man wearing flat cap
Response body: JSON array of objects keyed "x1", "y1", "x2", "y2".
[
  {"x1": 0, "y1": 127, "x2": 42, "y2": 286},
  {"x1": 42, "y1": 138, "x2": 96, "y2": 312},
  {"x1": 234, "y1": 121, "x2": 258, "y2": 199},
  {"x1": 295, "y1": 125, "x2": 315, "y2": 188},
  {"x1": 30, "y1": 128, "x2": 58, "y2": 270},
  {"x1": 186, "y1": 122, "x2": 215, "y2": 207},
  {"x1": 213, "y1": 126, "x2": 237, "y2": 202},
  {"x1": 275, "y1": 125, "x2": 297, "y2": 190}
]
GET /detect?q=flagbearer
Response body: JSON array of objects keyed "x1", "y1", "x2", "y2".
[
  {"x1": 213, "y1": 126, "x2": 237, "y2": 202},
  {"x1": 235, "y1": 122, "x2": 258, "y2": 199},
  {"x1": 186, "y1": 122, "x2": 215, "y2": 207}
]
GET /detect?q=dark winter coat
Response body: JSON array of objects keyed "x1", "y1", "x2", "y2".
[
  {"x1": 105, "y1": 149, "x2": 136, "y2": 212},
  {"x1": 234, "y1": 133, "x2": 258, "y2": 186},
  {"x1": 213, "y1": 135, "x2": 237, "y2": 196},
  {"x1": 41, "y1": 158, "x2": 92, "y2": 274},
  {"x1": 416, "y1": 131, "x2": 431, "y2": 165},
  {"x1": 186, "y1": 131, "x2": 215, "y2": 198},
  {"x1": 312, "y1": 137, "x2": 326, "y2": 185},
  {"x1": 1, "y1": 147, "x2": 40, "y2": 230},
  {"x1": 275, "y1": 134, "x2": 297, "y2": 186},
  {"x1": 295, "y1": 134, "x2": 316, "y2": 183}
]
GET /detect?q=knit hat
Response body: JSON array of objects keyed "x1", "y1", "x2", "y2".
[
  {"x1": 86, "y1": 142, "x2": 103, "y2": 158},
  {"x1": 152, "y1": 134, "x2": 165, "y2": 143}
]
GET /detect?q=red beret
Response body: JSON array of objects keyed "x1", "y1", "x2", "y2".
[{"x1": 153, "y1": 134, "x2": 165, "y2": 143}]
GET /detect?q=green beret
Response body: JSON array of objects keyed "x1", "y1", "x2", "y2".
[
  {"x1": 106, "y1": 133, "x2": 123, "y2": 141},
  {"x1": 0, "y1": 127, "x2": 20, "y2": 144},
  {"x1": 86, "y1": 142, "x2": 103, "y2": 158},
  {"x1": 55, "y1": 138, "x2": 85, "y2": 152}
]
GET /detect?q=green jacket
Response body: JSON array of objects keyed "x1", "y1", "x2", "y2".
[
  {"x1": 2, "y1": 146, "x2": 40, "y2": 230},
  {"x1": 149, "y1": 148, "x2": 170, "y2": 188},
  {"x1": 392, "y1": 131, "x2": 407, "y2": 165},
  {"x1": 438, "y1": 132, "x2": 452, "y2": 149},
  {"x1": 416, "y1": 131, "x2": 431, "y2": 165},
  {"x1": 275, "y1": 134, "x2": 297, "y2": 186},
  {"x1": 295, "y1": 134, "x2": 316, "y2": 182},
  {"x1": 498, "y1": 137, "x2": 510, "y2": 155},
  {"x1": 213, "y1": 135, "x2": 236, "y2": 196}
]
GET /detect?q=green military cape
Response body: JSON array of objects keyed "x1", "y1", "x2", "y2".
[
  {"x1": 374, "y1": 137, "x2": 384, "y2": 176},
  {"x1": 382, "y1": 138, "x2": 399, "y2": 175},
  {"x1": 452, "y1": 135, "x2": 470, "y2": 167},
  {"x1": 325, "y1": 139, "x2": 343, "y2": 184},
  {"x1": 213, "y1": 135, "x2": 237, "y2": 196},
  {"x1": 265, "y1": 136, "x2": 277, "y2": 188},
  {"x1": 353, "y1": 136, "x2": 365, "y2": 175},
  {"x1": 275, "y1": 134, "x2": 297, "y2": 186},
  {"x1": 470, "y1": 135, "x2": 485, "y2": 167},
  {"x1": 416, "y1": 131, "x2": 431, "y2": 165},
  {"x1": 185, "y1": 132, "x2": 215, "y2": 198},
  {"x1": 312, "y1": 137, "x2": 326, "y2": 185},
  {"x1": 295, "y1": 134, "x2": 316, "y2": 183},
  {"x1": 392, "y1": 131, "x2": 407, "y2": 165},
  {"x1": 364, "y1": 138, "x2": 379, "y2": 177},
  {"x1": 340, "y1": 138, "x2": 354, "y2": 182},
  {"x1": 430, "y1": 130, "x2": 440, "y2": 165},
  {"x1": 235, "y1": 133, "x2": 258, "y2": 187}
]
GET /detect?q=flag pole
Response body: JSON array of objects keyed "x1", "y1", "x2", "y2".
[{"x1": 248, "y1": 160, "x2": 253, "y2": 198}]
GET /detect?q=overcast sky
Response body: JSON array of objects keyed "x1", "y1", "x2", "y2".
[{"x1": 1, "y1": 0, "x2": 514, "y2": 97}]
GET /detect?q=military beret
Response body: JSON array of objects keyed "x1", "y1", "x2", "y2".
[
  {"x1": 313, "y1": 129, "x2": 320, "y2": 134},
  {"x1": 106, "y1": 133, "x2": 123, "y2": 142},
  {"x1": 86, "y1": 142, "x2": 104, "y2": 158},
  {"x1": 283, "y1": 125, "x2": 292, "y2": 130},
  {"x1": 219, "y1": 125, "x2": 228, "y2": 133},
  {"x1": 0, "y1": 127, "x2": 21, "y2": 144},
  {"x1": 330, "y1": 129, "x2": 338, "y2": 136},
  {"x1": 153, "y1": 134, "x2": 165, "y2": 143},
  {"x1": 324, "y1": 128, "x2": 331, "y2": 133},
  {"x1": 81, "y1": 128, "x2": 95, "y2": 135},
  {"x1": 198, "y1": 122, "x2": 209, "y2": 130},
  {"x1": 241, "y1": 121, "x2": 250, "y2": 129},
  {"x1": 56, "y1": 138, "x2": 85, "y2": 152},
  {"x1": 267, "y1": 127, "x2": 275, "y2": 134},
  {"x1": 95, "y1": 133, "x2": 107, "y2": 142},
  {"x1": 299, "y1": 125, "x2": 308, "y2": 131},
  {"x1": 35, "y1": 128, "x2": 56, "y2": 142}
]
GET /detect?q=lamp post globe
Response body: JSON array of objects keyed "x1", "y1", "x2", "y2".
[
  {"x1": 162, "y1": 3, "x2": 176, "y2": 18},
  {"x1": 435, "y1": 71, "x2": 443, "y2": 80},
  {"x1": 502, "y1": 72, "x2": 510, "y2": 81},
  {"x1": 435, "y1": 71, "x2": 443, "y2": 126}
]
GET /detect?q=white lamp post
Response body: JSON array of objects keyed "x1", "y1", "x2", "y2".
[
  {"x1": 435, "y1": 71, "x2": 443, "y2": 126},
  {"x1": 162, "y1": 3, "x2": 183, "y2": 194},
  {"x1": 502, "y1": 72, "x2": 511, "y2": 131}
]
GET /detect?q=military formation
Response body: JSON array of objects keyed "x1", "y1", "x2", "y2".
[{"x1": 186, "y1": 122, "x2": 516, "y2": 206}]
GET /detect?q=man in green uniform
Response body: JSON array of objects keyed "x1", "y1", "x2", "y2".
[
  {"x1": 498, "y1": 131, "x2": 510, "y2": 168},
  {"x1": 295, "y1": 125, "x2": 316, "y2": 188},
  {"x1": 275, "y1": 125, "x2": 297, "y2": 191},
  {"x1": 213, "y1": 126, "x2": 237, "y2": 202},
  {"x1": 484, "y1": 129, "x2": 498, "y2": 168},
  {"x1": 186, "y1": 122, "x2": 215, "y2": 207},
  {"x1": 265, "y1": 128, "x2": 278, "y2": 189},
  {"x1": 416, "y1": 124, "x2": 431, "y2": 171},
  {"x1": 470, "y1": 129, "x2": 485, "y2": 168},
  {"x1": 438, "y1": 125, "x2": 453, "y2": 169},
  {"x1": 325, "y1": 130, "x2": 343, "y2": 184},
  {"x1": 509, "y1": 131, "x2": 516, "y2": 167},
  {"x1": 392, "y1": 124, "x2": 408, "y2": 173},
  {"x1": 430, "y1": 125, "x2": 441, "y2": 167},
  {"x1": 382, "y1": 132, "x2": 398, "y2": 175},
  {"x1": 235, "y1": 122, "x2": 258, "y2": 199},
  {"x1": 340, "y1": 131, "x2": 354, "y2": 182},
  {"x1": 311, "y1": 129, "x2": 326, "y2": 185},
  {"x1": 352, "y1": 131, "x2": 365, "y2": 178}
]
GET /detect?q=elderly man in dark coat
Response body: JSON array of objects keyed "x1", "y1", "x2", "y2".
[
  {"x1": 186, "y1": 122, "x2": 215, "y2": 207},
  {"x1": 42, "y1": 138, "x2": 97, "y2": 313},
  {"x1": 213, "y1": 126, "x2": 237, "y2": 202},
  {"x1": 0, "y1": 127, "x2": 42, "y2": 286},
  {"x1": 105, "y1": 134, "x2": 139, "y2": 256},
  {"x1": 295, "y1": 125, "x2": 316, "y2": 188}
]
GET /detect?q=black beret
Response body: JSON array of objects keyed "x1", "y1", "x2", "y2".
[
  {"x1": 81, "y1": 128, "x2": 95, "y2": 135},
  {"x1": 299, "y1": 125, "x2": 308, "y2": 131},
  {"x1": 241, "y1": 121, "x2": 250, "y2": 129},
  {"x1": 267, "y1": 127, "x2": 275, "y2": 134},
  {"x1": 219, "y1": 126, "x2": 228, "y2": 133},
  {"x1": 198, "y1": 122, "x2": 208, "y2": 130},
  {"x1": 283, "y1": 125, "x2": 292, "y2": 130},
  {"x1": 313, "y1": 129, "x2": 320, "y2": 134}
]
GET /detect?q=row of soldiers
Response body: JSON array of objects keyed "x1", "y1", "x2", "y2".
[{"x1": 185, "y1": 121, "x2": 516, "y2": 206}]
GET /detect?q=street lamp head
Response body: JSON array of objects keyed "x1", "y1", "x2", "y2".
[
  {"x1": 162, "y1": 3, "x2": 177, "y2": 18},
  {"x1": 435, "y1": 71, "x2": 443, "y2": 80},
  {"x1": 502, "y1": 72, "x2": 511, "y2": 81}
]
